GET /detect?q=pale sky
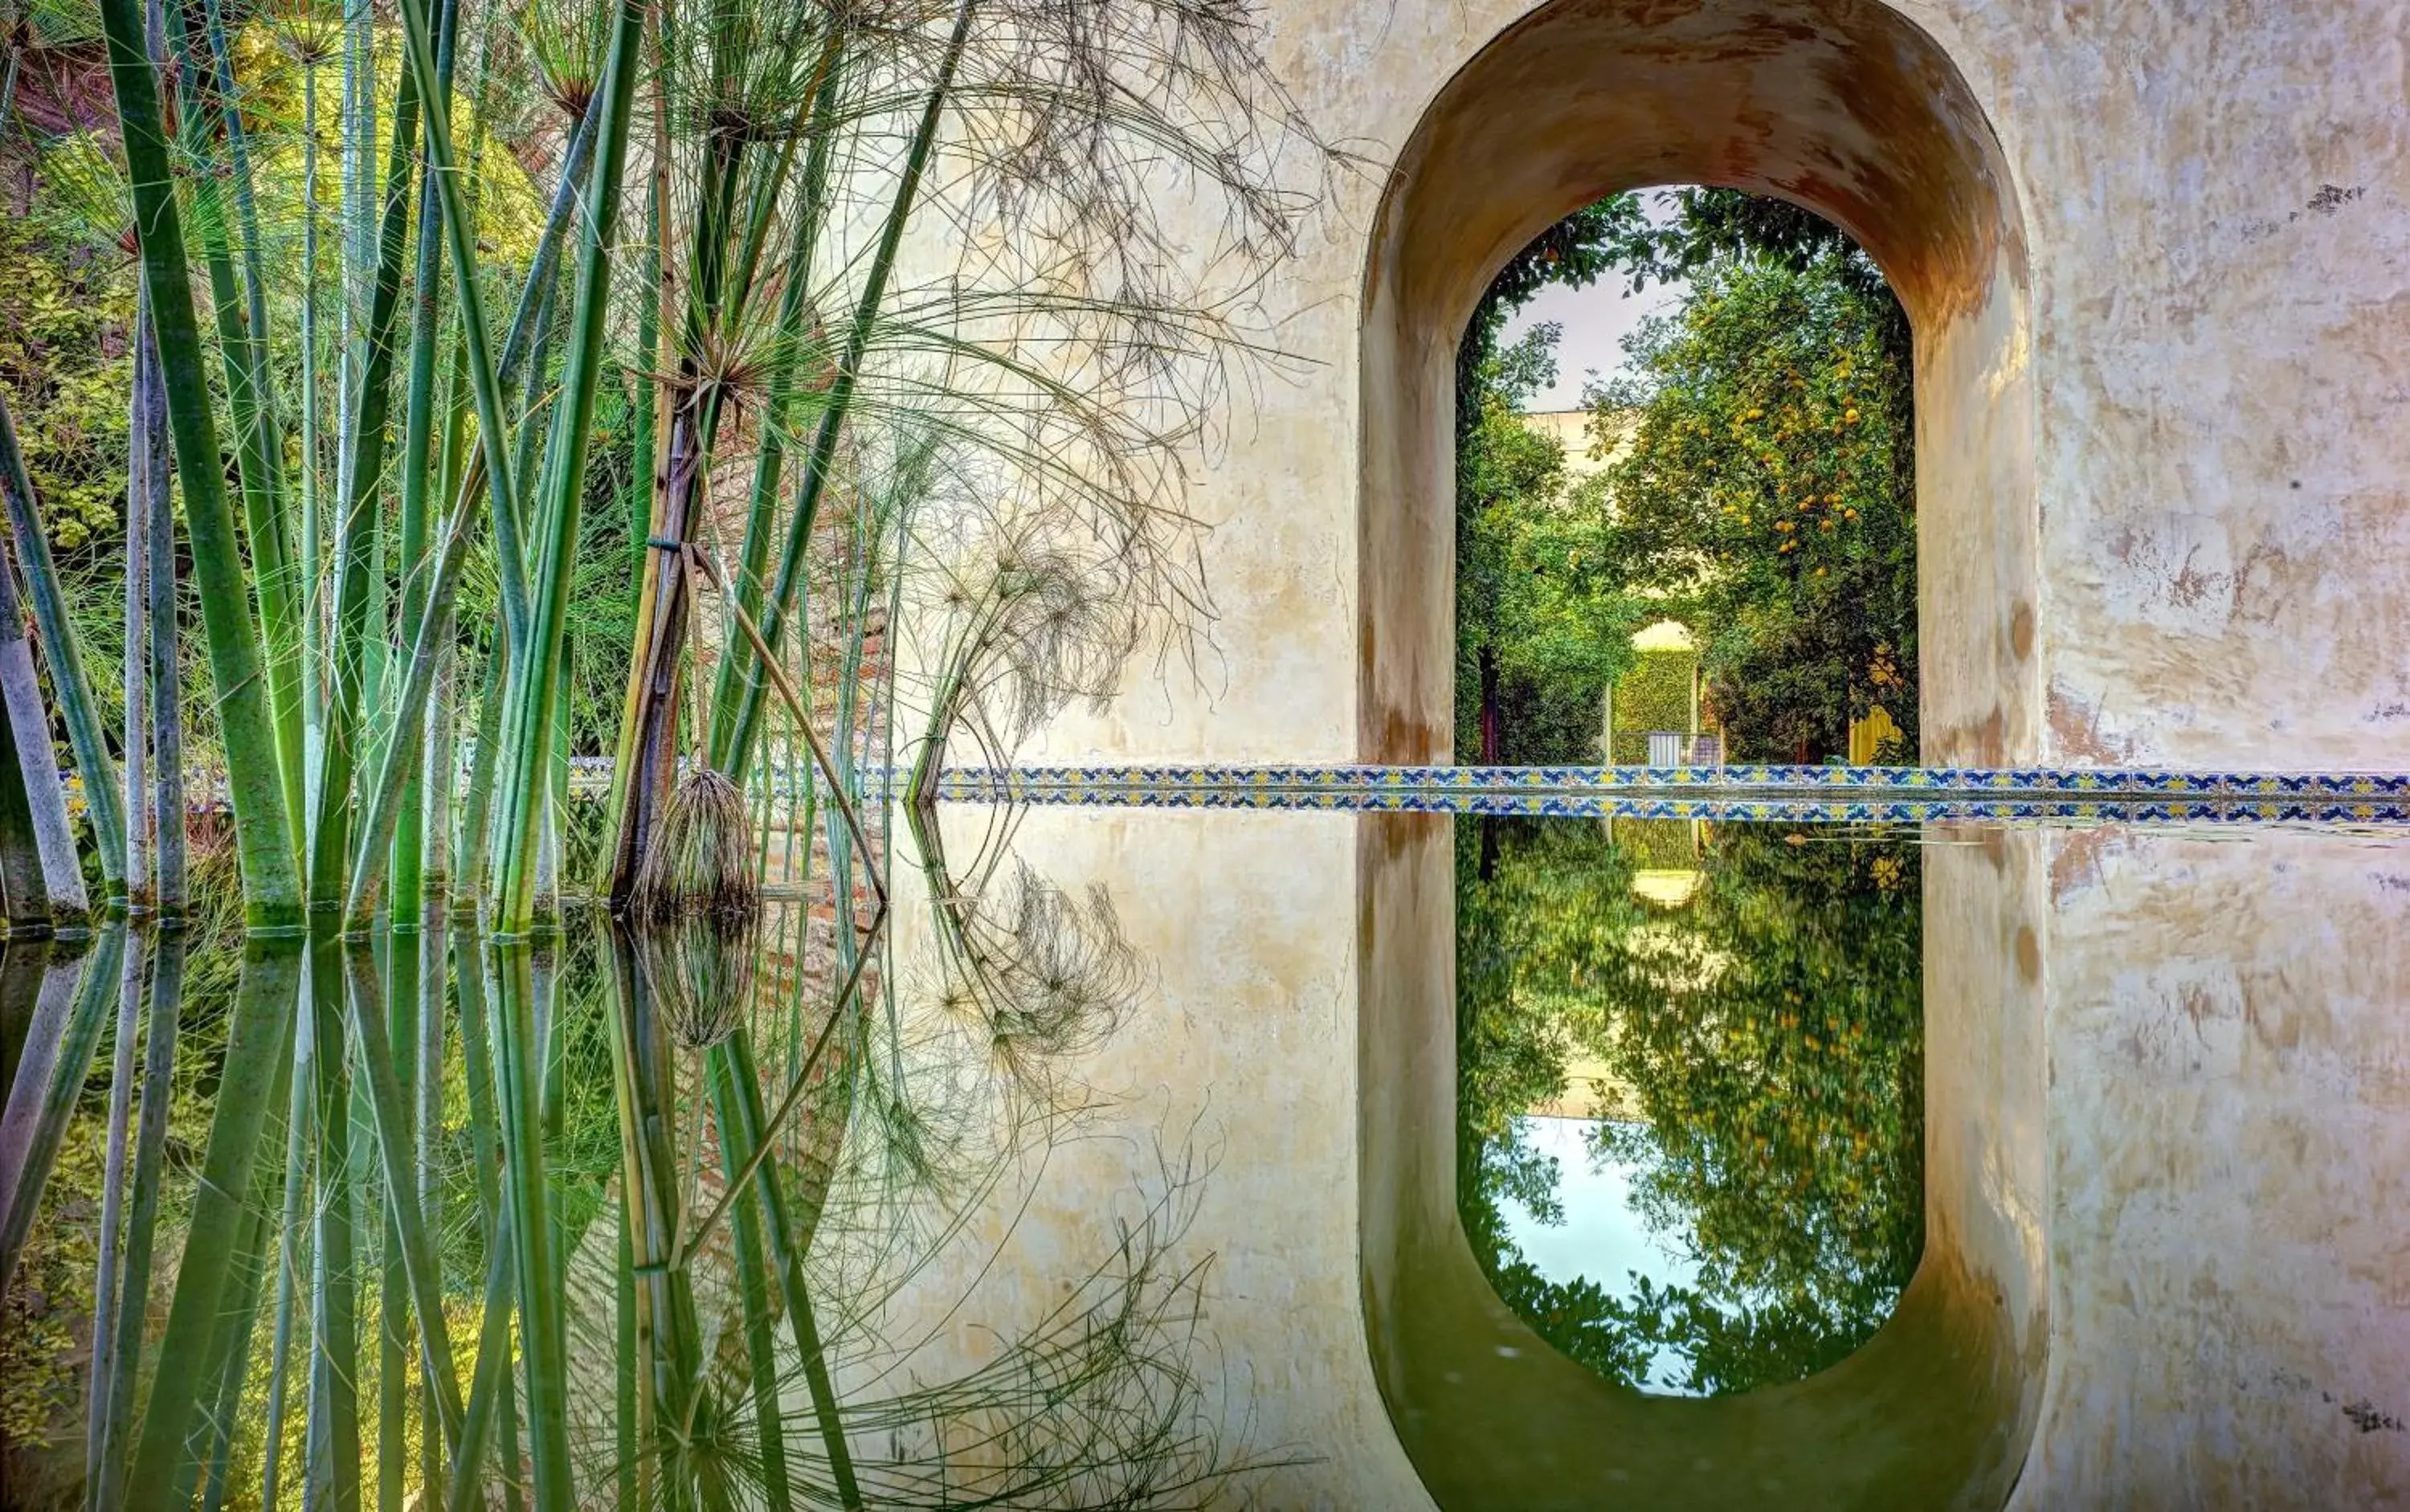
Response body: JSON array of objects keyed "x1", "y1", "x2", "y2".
[
  {"x1": 1501, "y1": 1114, "x2": 1705, "y2": 1395},
  {"x1": 1500, "y1": 273, "x2": 1687, "y2": 413}
]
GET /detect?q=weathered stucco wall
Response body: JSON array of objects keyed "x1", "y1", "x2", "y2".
[
  {"x1": 1014, "y1": 0, "x2": 2409, "y2": 774},
  {"x1": 2018, "y1": 830, "x2": 2410, "y2": 1507},
  {"x1": 848, "y1": 805, "x2": 1438, "y2": 1509}
]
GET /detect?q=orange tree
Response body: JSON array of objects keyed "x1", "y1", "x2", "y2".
[
  {"x1": 1587, "y1": 823, "x2": 1922, "y2": 1393},
  {"x1": 1587, "y1": 251, "x2": 1915, "y2": 762}
]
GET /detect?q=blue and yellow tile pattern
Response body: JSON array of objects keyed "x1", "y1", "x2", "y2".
[{"x1": 915, "y1": 763, "x2": 2410, "y2": 827}]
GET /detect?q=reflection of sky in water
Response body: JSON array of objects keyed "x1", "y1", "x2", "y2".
[{"x1": 1499, "y1": 1114, "x2": 1705, "y2": 1396}]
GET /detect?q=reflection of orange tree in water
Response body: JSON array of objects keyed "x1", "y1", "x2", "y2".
[{"x1": 1456, "y1": 819, "x2": 1922, "y2": 1396}]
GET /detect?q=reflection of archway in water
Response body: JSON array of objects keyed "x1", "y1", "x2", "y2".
[
  {"x1": 1355, "y1": 2, "x2": 2047, "y2": 1506},
  {"x1": 1364, "y1": 807, "x2": 2041, "y2": 1510}
]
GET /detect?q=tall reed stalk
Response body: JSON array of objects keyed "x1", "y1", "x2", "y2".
[
  {"x1": 308, "y1": 17, "x2": 422, "y2": 920},
  {"x1": 259, "y1": 949, "x2": 317, "y2": 1512},
  {"x1": 0, "y1": 502, "x2": 89, "y2": 926},
  {"x1": 491, "y1": 0, "x2": 648, "y2": 933},
  {"x1": 488, "y1": 943, "x2": 577, "y2": 1508},
  {"x1": 144, "y1": 390, "x2": 183, "y2": 917},
  {"x1": 118, "y1": 938, "x2": 300, "y2": 1509},
  {"x1": 185, "y1": 0, "x2": 309, "y2": 854},
  {"x1": 120, "y1": 292, "x2": 154, "y2": 914},
  {"x1": 89, "y1": 931, "x2": 179, "y2": 1512},
  {"x1": 0, "y1": 394, "x2": 124, "y2": 905},
  {"x1": 94, "y1": 0, "x2": 299, "y2": 926},
  {"x1": 0, "y1": 942, "x2": 120, "y2": 1288},
  {"x1": 84, "y1": 941, "x2": 143, "y2": 1506},
  {"x1": 306, "y1": 942, "x2": 363, "y2": 1512},
  {"x1": 293, "y1": 13, "x2": 331, "y2": 826},
  {"x1": 389, "y1": 0, "x2": 470, "y2": 931}
]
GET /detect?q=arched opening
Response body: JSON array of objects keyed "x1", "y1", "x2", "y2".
[
  {"x1": 1356, "y1": 2, "x2": 2048, "y2": 1506},
  {"x1": 1359, "y1": 0, "x2": 2039, "y2": 770},
  {"x1": 1608, "y1": 619, "x2": 1706, "y2": 766},
  {"x1": 1457, "y1": 818, "x2": 1926, "y2": 1400},
  {"x1": 1455, "y1": 190, "x2": 1921, "y2": 771}
]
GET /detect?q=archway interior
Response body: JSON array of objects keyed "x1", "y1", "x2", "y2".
[
  {"x1": 1360, "y1": 0, "x2": 2038, "y2": 771},
  {"x1": 1459, "y1": 189, "x2": 1922, "y2": 770},
  {"x1": 1357, "y1": 2, "x2": 2046, "y2": 1507}
]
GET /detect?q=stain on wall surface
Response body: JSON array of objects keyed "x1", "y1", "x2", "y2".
[{"x1": 2023, "y1": 831, "x2": 2410, "y2": 1506}]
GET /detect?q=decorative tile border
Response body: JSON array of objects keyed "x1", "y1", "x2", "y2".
[
  {"x1": 929, "y1": 784, "x2": 2410, "y2": 827},
  {"x1": 913, "y1": 763, "x2": 2410, "y2": 827},
  {"x1": 932, "y1": 762, "x2": 2410, "y2": 798}
]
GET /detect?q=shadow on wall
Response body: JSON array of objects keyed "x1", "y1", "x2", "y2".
[
  {"x1": 1359, "y1": 0, "x2": 2040, "y2": 773},
  {"x1": 1357, "y1": 2, "x2": 2047, "y2": 1506}
]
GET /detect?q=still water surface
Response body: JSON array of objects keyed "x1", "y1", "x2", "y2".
[
  {"x1": 1458, "y1": 817, "x2": 1920, "y2": 1400},
  {"x1": 1, "y1": 802, "x2": 2406, "y2": 1510}
]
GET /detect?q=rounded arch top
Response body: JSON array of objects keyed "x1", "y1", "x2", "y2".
[
  {"x1": 1355, "y1": 4, "x2": 2048, "y2": 1506},
  {"x1": 1379, "y1": 0, "x2": 2028, "y2": 347}
]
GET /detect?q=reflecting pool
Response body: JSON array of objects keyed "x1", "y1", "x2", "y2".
[
  {"x1": 2, "y1": 798, "x2": 2408, "y2": 1510},
  {"x1": 1457, "y1": 818, "x2": 1922, "y2": 1398}
]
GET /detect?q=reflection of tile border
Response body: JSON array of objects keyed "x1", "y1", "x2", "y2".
[{"x1": 911, "y1": 765, "x2": 2410, "y2": 827}]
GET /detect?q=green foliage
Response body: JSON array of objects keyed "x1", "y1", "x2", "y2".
[
  {"x1": 1454, "y1": 820, "x2": 1659, "y2": 1381},
  {"x1": 1452, "y1": 195, "x2": 1651, "y2": 435},
  {"x1": 1456, "y1": 818, "x2": 1923, "y2": 1396},
  {"x1": 1453, "y1": 324, "x2": 1641, "y2": 763},
  {"x1": 1596, "y1": 187, "x2": 1910, "y2": 353},
  {"x1": 1591, "y1": 251, "x2": 1917, "y2": 761},
  {"x1": 1449, "y1": 196, "x2": 1655, "y2": 766},
  {"x1": 6, "y1": 84, "x2": 634, "y2": 783},
  {"x1": 1453, "y1": 190, "x2": 1918, "y2": 766},
  {"x1": 1606, "y1": 647, "x2": 1696, "y2": 764},
  {"x1": 0, "y1": 215, "x2": 134, "y2": 553}
]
